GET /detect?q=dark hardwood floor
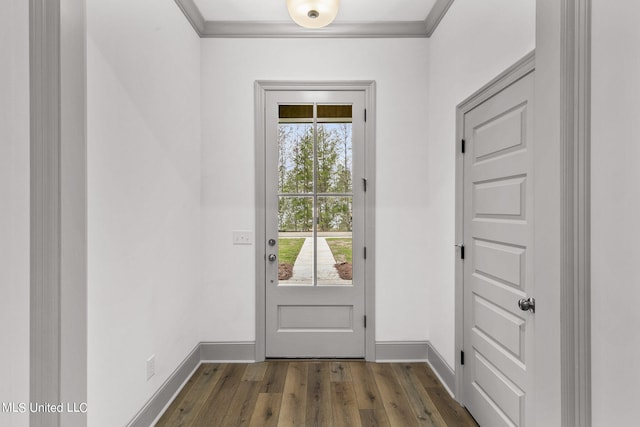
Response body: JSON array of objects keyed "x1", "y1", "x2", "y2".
[{"x1": 156, "y1": 361, "x2": 478, "y2": 427}]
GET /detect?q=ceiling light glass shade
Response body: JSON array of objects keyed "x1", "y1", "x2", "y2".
[{"x1": 286, "y1": 0, "x2": 340, "y2": 29}]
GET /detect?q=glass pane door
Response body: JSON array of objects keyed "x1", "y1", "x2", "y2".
[
  {"x1": 277, "y1": 104, "x2": 353, "y2": 286},
  {"x1": 264, "y1": 88, "x2": 366, "y2": 358}
]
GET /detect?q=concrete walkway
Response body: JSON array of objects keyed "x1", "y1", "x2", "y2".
[{"x1": 289, "y1": 237, "x2": 350, "y2": 285}]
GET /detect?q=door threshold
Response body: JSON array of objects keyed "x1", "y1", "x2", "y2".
[{"x1": 265, "y1": 357, "x2": 365, "y2": 362}]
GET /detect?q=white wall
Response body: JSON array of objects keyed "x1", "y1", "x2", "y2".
[
  {"x1": 87, "y1": 0, "x2": 202, "y2": 425},
  {"x1": 425, "y1": 0, "x2": 536, "y2": 367},
  {"x1": 0, "y1": 1, "x2": 30, "y2": 426},
  {"x1": 200, "y1": 39, "x2": 430, "y2": 343},
  {"x1": 591, "y1": 2, "x2": 640, "y2": 425}
]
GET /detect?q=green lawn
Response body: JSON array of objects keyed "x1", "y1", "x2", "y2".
[
  {"x1": 278, "y1": 238, "x2": 305, "y2": 265},
  {"x1": 326, "y1": 238, "x2": 353, "y2": 263}
]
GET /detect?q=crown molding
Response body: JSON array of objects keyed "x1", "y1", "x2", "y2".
[
  {"x1": 202, "y1": 20, "x2": 429, "y2": 38},
  {"x1": 425, "y1": 0, "x2": 455, "y2": 37},
  {"x1": 174, "y1": 0, "x2": 205, "y2": 36},
  {"x1": 175, "y1": 0, "x2": 454, "y2": 38}
]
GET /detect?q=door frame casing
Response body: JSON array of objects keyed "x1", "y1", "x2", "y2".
[
  {"x1": 454, "y1": 51, "x2": 536, "y2": 405},
  {"x1": 254, "y1": 81, "x2": 376, "y2": 362},
  {"x1": 30, "y1": 0, "x2": 88, "y2": 426},
  {"x1": 560, "y1": 0, "x2": 591, "y2": 424}
]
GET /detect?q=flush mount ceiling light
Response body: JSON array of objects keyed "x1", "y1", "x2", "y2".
[{"x1": 286, "y1": 0, "x2": 340, "y2": 29}]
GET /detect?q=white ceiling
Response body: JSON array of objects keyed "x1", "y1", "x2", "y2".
[{"x1": 193, "y1": 0, "x2": 438, "y2": 22}]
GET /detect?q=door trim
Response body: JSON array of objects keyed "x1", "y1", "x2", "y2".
[
  {"x1": 254, "y1": 81, "x2": 376, "y2": 361},
  {"x1": 30, "y1": 0, "x2": 88, "y2": 426},
  {"x1": 454, "y1": 51, "x2": 536, "y2": 402},
  {"x1": 561, "y1": 0, "x2": 592, "y2": 425}
]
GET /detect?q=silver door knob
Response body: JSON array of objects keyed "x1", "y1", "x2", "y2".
[
  {"x1": 518, "y1": 297, "x2": 535, "y2": 313},
  {"x1": 268, "y1": 254, "x2": 277, "y2": 262}
]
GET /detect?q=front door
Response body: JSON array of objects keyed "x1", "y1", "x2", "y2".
[
  {"x1": 462, "y1": 70, "x2": 535, "y2": 426},
  {"x1": 264, "y1": 90, "x2": 366, "y2": 358}
]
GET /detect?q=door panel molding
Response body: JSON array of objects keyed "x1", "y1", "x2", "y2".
[
  {"x1": 454, "y1": 51, "x2": 535, "y2": 404},
  {"x1": 254, "y1": 81, "x2": 376, "y2": 361},
  {"x1": 460, "y1": 66, "x2": 535, "y2": 425}
]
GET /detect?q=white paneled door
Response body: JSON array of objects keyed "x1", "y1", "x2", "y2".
[
  {"x1": 463, "y1": 71, "x2": 535, "y2": 426},
  {"x1": 264, "y1": 90, "x2": 366, "y2": 357}
]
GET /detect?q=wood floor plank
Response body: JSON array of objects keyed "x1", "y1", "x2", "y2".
[
  {"x1": 155, "y1": 364, "x2": 205, "y2": 425},
  {"x1": 306, "y1": 362, "x2": 333, "y2": 427},
  {"x1": 242, "y1": 362, "x2": 268, "y2": 382},
  {"x1": 359, "y1": 408, "x2": 391, "y2": 427},
  {"x1": 331, "y1": 382, "x2": 362, "y2": 427},
  {"x1": 248, "y1": 393, "x2": 282, "y2": 427},
  {"x1": 425, "y1": 386, "x2": 478, "y2": 427},
  {"x1": 260, "y1": 361, "x2": 289, "y2": 393},
  {"x1": 370, "y1": 363, "x2": 420, "y2": 427},
  {"x1": 156, "y1": 361, "x2": 479, "y2": 427},
  {"x1": 277, "y1": 362, "x2": 308, "y2": 427},
  {"x1": 409, "y1": 363, "x2": 478, "y2": 426},
  {"x1": 349, "y1": 362, "x2": 384, "y2": 410},
  {"x1": 412, "y1": 363, "x2": 445, "y2": 389},
  {"x1": 393, "y1": 364, "x2": 447, "y2": 427},
  {"x1": 220, "y1": 379, "x2": 263, "y2": 427},
  {"x1": 191, "y1": 363, "x2": 247, "y2": 426},
  {"x1": 156, "y1": 363, "x2": 226, "y2": 427},
  {"x1": 330, "y1": 361, "x2": 353, "y2": 382}
]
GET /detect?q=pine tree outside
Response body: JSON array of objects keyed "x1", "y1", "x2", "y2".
[{"x1": 277, "y1": 119, "x2": 353, "y2": 282}]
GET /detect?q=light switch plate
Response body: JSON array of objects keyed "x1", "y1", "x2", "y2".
[{"x1": 233, "y1": 230, "x2": 253, "y2": 245}]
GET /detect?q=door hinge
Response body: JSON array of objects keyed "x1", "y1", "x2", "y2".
[
  {"x1": 364, "y1": 108, "x2": 367, "y2": 122},
  {"x1": 461, "y1": 139, "x2": 466, "y2": 154},
  {"x1": 364, "y1": 315, "x2": 367, "y2": 328},
  {"x1": 461, "y1": 350, "x2": 465, "y2": 365},
  {"x1": 364, "y1": 246, "x2": 367, "y2": 259},
  {"x1": 362, "y1": 178, "x2": 367, "y2": 192},
  {"x1": 460, "y1": 245, "x2": 465, "y2": 260}
]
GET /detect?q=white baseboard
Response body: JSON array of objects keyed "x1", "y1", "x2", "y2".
[
  {"x1": 127, "y1": 342, "x2": 255, "y2": 426},
  {"x1": 375, "y1": 341, "x2": 429, "y2": 361},
  {"x1": 200, "y1": 341, "x2": 256, "y2": 362},
  {"x1": 127, "y1": 344, "x2": 201, "y2": 427},
  {"x1": 426, "y1": 341, "x2": 455, "y2": 395}
]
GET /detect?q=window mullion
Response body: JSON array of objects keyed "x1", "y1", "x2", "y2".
[{"x1": 313, "y1": 103, "x2": 318, "y2": 287}]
